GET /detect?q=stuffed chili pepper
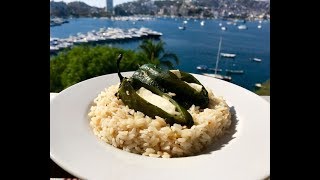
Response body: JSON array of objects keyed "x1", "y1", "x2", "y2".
[
  {"x1": 131, "y1": 64, "x2": 209, "y2": 109},
  {"x1": 116, "y1": 54, "x2": 194, "y2": 127}
]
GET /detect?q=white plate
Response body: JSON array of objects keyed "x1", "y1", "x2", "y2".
[{"x1": 50, "y1": 72, "x2": 270, "y2": 180}]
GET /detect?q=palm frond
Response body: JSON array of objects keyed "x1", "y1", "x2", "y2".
[
  {"x1": 159, "y1": 60, "x2": 174, "y2": 69},
  {"x1": 139, "y1": 40, "x2": 154, "y2": 61},
  {"x1": 160, "y1": 52, "x2": 180, "y2": 66},
  {"x1": 154, "y1": 41, "x2": 165, "y2": 57},
  {"x1": 139, "y1": 39, "x2": 179, "y2": 67}
]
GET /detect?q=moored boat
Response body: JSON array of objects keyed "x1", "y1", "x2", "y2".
[
  {"x1": 238, "y1": 24, "x2": 248, "y2": 30},
  {"x1": 252, "y1": 58, "x2": 262, "y2": 62},
  {"x1": 196, "y1": 65, "x2": 208, "y2": 71},
  {"x1": 220, "y1": 53, "x2": 236, "y2": 58},
  {"x1": 202, "y1": 73, "x2": 232, "y2": 82},
  {"x1": 225, "y1": 69, "x2": 244, "y2": 74},
  {"x1": 255, "y1": 83, "x2": 262, "y2": 88}
]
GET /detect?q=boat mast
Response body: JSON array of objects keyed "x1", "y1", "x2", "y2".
[{"x1": 214, "y1": 37, "x2": 222, "y2": 75}]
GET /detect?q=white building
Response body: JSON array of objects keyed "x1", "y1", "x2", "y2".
[{"x1": 106, "y1": 0, "x2": 113, "y2": 14}]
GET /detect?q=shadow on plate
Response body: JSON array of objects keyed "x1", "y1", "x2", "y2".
[{"x1": 196, "y1": 106, "x2": 239, "y2": 155}]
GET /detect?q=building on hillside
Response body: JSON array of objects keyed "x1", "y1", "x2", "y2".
[{"x1": 106, "y1": 0, "x2": 113, "y2": 14}]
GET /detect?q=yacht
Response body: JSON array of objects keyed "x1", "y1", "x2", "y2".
[
  {"x1": 220, "y1": 53, "x2": 236, "y2": 58},
  {"x1": 252, "y1": 58, "x2": 262, "y2": 62},
  {"x1": 50, "y1": 46, "x2": 59, "y2": 52},
  {"x1": 238, "y1": 25, "x2": 248, "y2": 30},
  {"x1": 255, "y1": 83, "x2": 262, "y2": 88}
]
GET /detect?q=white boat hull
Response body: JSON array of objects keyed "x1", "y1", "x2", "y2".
[{"x1": 202, "y1": 73, "x2": 232, "y2": 81}]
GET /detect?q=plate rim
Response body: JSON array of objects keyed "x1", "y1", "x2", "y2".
[{"x1": 50, "y1": 72, "x2": 270, "y2": 180}]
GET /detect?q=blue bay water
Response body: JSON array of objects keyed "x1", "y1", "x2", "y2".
[{"x1": 50, "y1": 18, "x2": 270, "y2": 92}]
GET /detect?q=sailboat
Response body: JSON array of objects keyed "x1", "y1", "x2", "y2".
[{"x1": 202, "y1": 37, "x2": 232, "y2": 82}]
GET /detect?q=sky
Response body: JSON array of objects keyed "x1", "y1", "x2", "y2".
[{"x1": 52, "y1": 0, "x2": 136, "y2": 7}]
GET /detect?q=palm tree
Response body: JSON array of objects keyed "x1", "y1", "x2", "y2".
[{"x1": 139, "y1": 39, "x2": 179, "y2": 69}]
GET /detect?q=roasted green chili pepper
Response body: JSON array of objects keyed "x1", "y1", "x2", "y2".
[
  {"x1": 131, "y1": 64, "x2": 209, "y2": 109},
  {"x1": 116, "y1": 55, "x2": 193, "y2": 127},
  {"x1": 131, "y1": 65, "x2": 165, "y2": 92},
  {"x1": 172, "y1": 70, "x2": 209, "y2": 108},
  {"x1": 118, "y1": 78, "x2": 193, "y2": 127},
  {"x1": 179, "y1": 71, "x2": 202, "y2": 84}
]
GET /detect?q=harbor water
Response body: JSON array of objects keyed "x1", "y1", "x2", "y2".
[{"x1": 50, "y1": 17, "x2": 270, "y2": 92}]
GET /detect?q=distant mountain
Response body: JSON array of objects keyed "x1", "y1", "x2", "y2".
[
  {"x1": 50, "y1": 0, "x2": 269, "y2": 19},
  {"x1": 50, "y1": 1, "x2": 108, "y2": 18},
  {"x1": 50, "y1": 1, "x2": 70, "y2": 17}
]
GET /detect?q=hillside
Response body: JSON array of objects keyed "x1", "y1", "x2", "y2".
[
  {"x1": 50, "y1": 0, "x2": 270, "y2": 19},
  {"x1": 50, "y1": 1, "x2": 108, "y2": 18},
  {"x1": 116, "y1": 0, "x2": 269, "y2": 18}
]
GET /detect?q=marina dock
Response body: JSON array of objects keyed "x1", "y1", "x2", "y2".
[{"x1": 50, "y1": 27, "x2": 163, "y2": 54}]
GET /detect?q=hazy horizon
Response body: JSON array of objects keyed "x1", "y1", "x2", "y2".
[{"x1": 51, "y1": 0, "x2": 269, "y2": 8}]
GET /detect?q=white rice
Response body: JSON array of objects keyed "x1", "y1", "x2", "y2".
[{"x1": 88, "y1": 83, "x2": 231, "y2": 158}]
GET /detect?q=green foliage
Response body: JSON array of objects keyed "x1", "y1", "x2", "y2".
[
  {"x1": 255, "y1": 79, "x2": 270, "y2": 96},
  {"x1": 50, "y1": 40, "x2": 180, "y2": 92},
  {"x1": 139, "y1": 39, "x2": 179, "y2": 69},
  {"x1": 50, "y1": 45, "x2": 149, "y2": 92}
]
